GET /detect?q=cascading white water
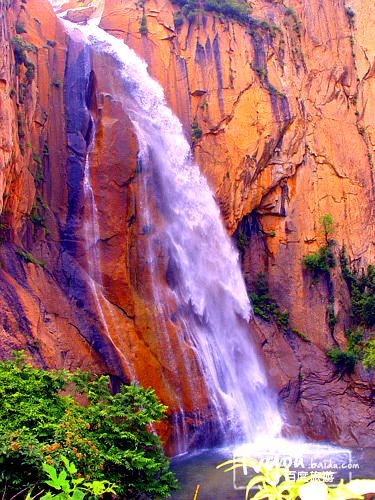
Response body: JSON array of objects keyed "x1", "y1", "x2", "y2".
[{"x1": 65, "y1": 21, "x2": 283, "y2": 449}]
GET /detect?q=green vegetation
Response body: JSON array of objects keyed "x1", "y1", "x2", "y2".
[
  {"x1": 345, "y1": 5, "x2": 355, "y2": 28},
  {"x1": 340, "y1": 248, "x2": 375, "y2": 328},
  {"x1": 191, "y1": 118, "x2": 202, "y2": 142},
  {"x1": 217, "y1": 456, "x2": 375, "y2": 500},
  {"x1": 319, "y1": 213, "x2": 334, "y2": 243},
  {"x1": 171, "y1": 0, "x2": 251, "y2": 26},
  {"x1": 237, "y1": 230, "x2": 248, "y2": 252},
  {"x1": 25, "y1": 61, "x2": 35, "y2": 82},
  {"x1": 29, "y1": 196, "x2": 48, "y2": 230},
  {"x1": 248, "y1": 273, "x2": 308, "y2": 341},
  {"x1": 303, "y1": 220, "x2": 374, "y2": 372},
  {"x1": 12, "y1": 35, "x2": 36, "y2": 66},
  {"x1": 16, "y1": 249, "x2": 46, "y2": 268},
  {"x1": 139, "y1": 14, "x2": 148, "y2": 34},
  {"x1": 284, "y1": 6, "x2": 301, "y2": 37},
  {"x1": 267, "y1": 84, "x2": 285, "y2": 98},
  {"x1": 302, "y1": 214, "x2": 335, "y2": 279},
  {"x1": 362, "y1": 339, "x2": 375, "y2": 370},
  {"x1": 326, "y1": 347, "x2": 358, "y2": 374},
  {"x1": 31, "y1": 152, "x2": 44, "y2": 183},
  {"x1": 0, "y1": 351, "x2": 177, "y2": 498},
  {"x1": 203, "y1": 0, "x2": 250, "y2": 23},
  {"x1": 15, "y1": 21, "x2": 27, "y2": 34},
  {"x1": 302, "y1": 245, "x2": 335, "y2": 277},
  {"x1": 27, "y1": 456, "x2": 116, "y2": 499},
  {"x1": 323, "y1": 248, "x2": 375, "y2": 372}
]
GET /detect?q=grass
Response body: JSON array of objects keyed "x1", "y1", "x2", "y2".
[
  {"x1": 248, "y1": 272, "x2": 309, "y2": 340},
  {"x1": 16, "y1": 249, "x2": 45, "y2": 268},
  {"x1": 327, "y1": 348, "x2": 357, "y2": 374}
]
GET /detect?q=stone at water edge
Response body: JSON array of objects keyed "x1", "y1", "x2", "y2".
[{"x1": 62, "y1": 7, "x2": 96, "y2": 23}]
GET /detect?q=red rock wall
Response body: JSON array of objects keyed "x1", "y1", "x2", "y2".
[{"x1": 98, "y1": 0, "x2": 375, "y2": 446}]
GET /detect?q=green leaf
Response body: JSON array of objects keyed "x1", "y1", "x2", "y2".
[
  {"x1": 61, "y1": 455, "x2": 77, "y2": 475},
  {"x1": 71, "y1": 489, "x2": 85, "y2": 500}
]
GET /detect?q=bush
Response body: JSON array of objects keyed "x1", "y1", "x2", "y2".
[
  {"x1": 0, "y1": 352, "x2": 178, "y2": 498},
  {"x1": 363, "y1": 340, "x2": 375, "y2": 370},
  {"x1": 25, "y1": 61, "x2": 35, "y2": 82},
  {"x1": 203, "y1": 0, "x2": 250, "y2": 24},
  {"x1": 12, "y1": 36, "x2": 36, "y2": 65},
  {"x1": 236, "y1": 230, "x2": 248, "y2": 251},
  {"x1": 139, "y1": 14, "x2": 148, "y2": 34},
  {"x1": 171, "y1": 0, "x2": 252, "y2": 26},
  {"x1": 191, "y1": 118, "x2": 202, "y2": 142},
  {"x1": 319, "y1": 213, "x2": 334, "y2": 243},
  {"x1": 327, "y1": 348, "x2": 358, "y2": 374},
  {"x1": 302, "y1": 245, "x2": 335, "y2": 277},
  {"x1": 248, "y1": 273, "x2": 308, "y2": 338}
]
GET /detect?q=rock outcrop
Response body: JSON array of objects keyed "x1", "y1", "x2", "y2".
[{"x1": 0, "y1": 0, "x2": 373, "y2": 452}]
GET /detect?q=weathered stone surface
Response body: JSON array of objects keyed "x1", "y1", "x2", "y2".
[
  {"x1": 97, "y1": 0, "x2": 374, "y2": 446},
  {"x1": 63, "y1": 7, "x2": 96, "y2": 24}
]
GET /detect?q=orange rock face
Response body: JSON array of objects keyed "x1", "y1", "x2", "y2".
[
  {"x1": 98, "y1": 0, "x2": 374, "y2": 445},
  {"x1": 0, "y1": 0, "x2": 374, "y2": 452}
]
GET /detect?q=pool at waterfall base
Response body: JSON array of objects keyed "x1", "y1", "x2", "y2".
[{"x1": 170, "y1": 443, "x2": 375, "y2": 499}]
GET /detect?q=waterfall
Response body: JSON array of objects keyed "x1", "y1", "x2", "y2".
[{"x1": 63, "y1": 21, "x2": 283, "y2": 451}]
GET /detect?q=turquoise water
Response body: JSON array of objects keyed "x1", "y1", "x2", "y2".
[{"x1": 170, "y1": 445, "x2": 375, "y2": 499}]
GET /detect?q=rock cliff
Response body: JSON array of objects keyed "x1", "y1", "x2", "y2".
[{"x1": 0, "y1": 0, "x2": 373, "y2": 451}]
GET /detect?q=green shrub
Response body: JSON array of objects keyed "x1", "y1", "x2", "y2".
[
  {"x1": 25, "y1": 61, "x2": 35, "y2": 82},
  {"x1": 345, "y1": 5, "x2": 355, "y2": 27},
  {"x1": 191, "y1": 118, "x2": 202, "y2": 142},
  {"x1": 12, "y1": 36, "x2": 36, "y2": 65},
  {"x1": 345, "y1": 326, "x2": 364, "y2": 355},
  {"x1": 302, "y1": 245, "x2": 335, "y2": 277},
  {"x1": 0, "y1": 352, "x2": 177, "y2": 498},
  {"x1": 16, "y1": 249, "x2": 45, "y2": 268},
  {"x1": 30, "y1": 456, "x2": 117, "y2": 499},
  {"x1": 341, "y1": 256, "x2": 375, "y2": 328},
  {"x1": 319, "y1": 213, "x2": 334, "y2": 243},
  {"x1": 327, "y1": 303, "x2": 337, "y2": 330},
  {"x1": 327, "y1": 348, "x2": 358, "y2": 374},
  {"x1": 363, "y1": 340, "x2": 375, "y2": 370},
  {"x1": 203, "y1": 0, "x2": 250, "y2": 24},
  {"x1": 291, "y1": 328, "x2": 310, "y2": 342},
  {"x1": 237, "y1": 230, "x2": 248, "y2": 251},
  {"x1": 248, "y1": 273, "x2": 308, "y2": 338},
  {"x1": 172, "y1": 0, "x2": 252, "y2": 26},
  {"x1": 328, "y1": 327, "x2": 374, "y2": 373},
  {"x1": 139, "y1": 14, "x2": 148, "y2": 34}
]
